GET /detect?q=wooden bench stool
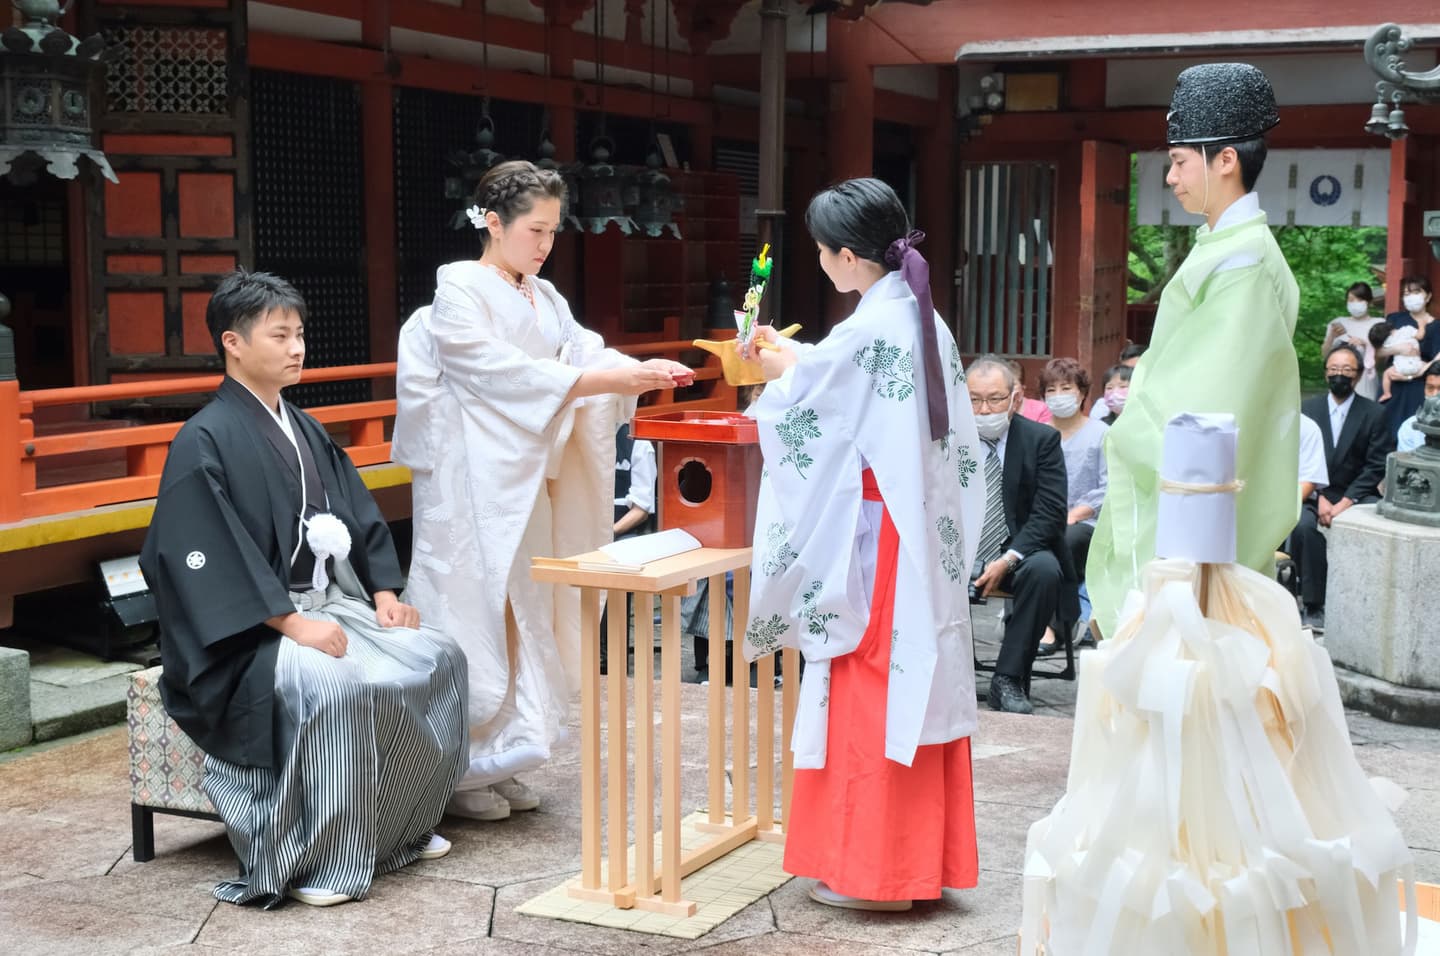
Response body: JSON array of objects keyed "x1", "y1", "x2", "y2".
[{"x1": 126, "y1": 666, "x2": 221, "y2": 862}]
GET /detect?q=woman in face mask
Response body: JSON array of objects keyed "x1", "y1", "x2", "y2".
[
  {"x1": 1097, "y1": 364, "x2": 1131, "y2": 426},
  {"x1": 1380, "y1": 275, "x2": 1440, "y2": 438},
  {"x1": 1035, "y1": 358, "x2": 1108, "y2": 655},
  {"x1": 1320, "y1": 281, "x2": 1382, "y2": 401}
]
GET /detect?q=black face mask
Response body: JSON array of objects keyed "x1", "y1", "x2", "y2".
[{"x1": 1327, "y1": 374, "x2": 1355, "y2": 398}]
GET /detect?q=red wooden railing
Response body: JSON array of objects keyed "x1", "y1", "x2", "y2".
[{"x1": 0, "y1": 333, "x2": 736, "y2": 525}]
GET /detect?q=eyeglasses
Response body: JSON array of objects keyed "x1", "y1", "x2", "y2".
[
  {"x1": 970, "y1": 394, "x2": 1014, "y2": 411},
  {"x1": 1324, "y1": 367, "x2": 1358, "y2": 377}
]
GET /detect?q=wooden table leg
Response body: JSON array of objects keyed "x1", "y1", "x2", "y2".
[
  {"x1": 633, "y1": 591, "x2": 655, "y2": 901},
  {"x1": 755, "y1": 651, "x2": 774, "y2": 833},
  {"x1": 579, "y1": 587, "x2": 602, "y2": 890},
  {"x1": 659, "y1": 590, "x2": 684, "y2": 905},
  {"x1": 706, "y1": 573, "x2": 726, "y2": 825},
  {"x1": 606, "y1": 588, "x2": 629, "y2": 895},
  {"x1": 781, "y1": 646, "x2": 799, "y2": 833},
  {"x1": 731, "y1": 566, "x2": 751, "y2": 825}
]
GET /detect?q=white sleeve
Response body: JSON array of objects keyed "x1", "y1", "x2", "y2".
[
  {"x1": 1090, "y1": 400, "x2": 1109, "y2": 420},
  {"x1": 1298, "y1": 415, "x2": 1329, "y2": 491},
  {"x1": 626, "y1": 440, "x2": 657, "y2": 514}
]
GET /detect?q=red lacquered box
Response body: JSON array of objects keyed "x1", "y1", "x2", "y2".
[{"x1": 631, "y1": 411, "x2": 763, "y2": 549}]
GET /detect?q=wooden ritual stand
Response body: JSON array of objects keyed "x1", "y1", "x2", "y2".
[{"x1": 531, "y1": 547, "x2": 800, "y2": 918}]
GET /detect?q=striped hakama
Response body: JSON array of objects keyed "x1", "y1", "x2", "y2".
[{"x1": 203, "y1": 585, "x2": 467, "y2": 907}]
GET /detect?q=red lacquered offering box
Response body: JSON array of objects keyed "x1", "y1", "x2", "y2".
[{"x1": 632, "y1": 411, "x2": 763, "y2": 549}]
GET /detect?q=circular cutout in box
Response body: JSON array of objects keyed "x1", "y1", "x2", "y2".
[{"x1": 677, "y1": 459, "x2": 713, "y2": 505}]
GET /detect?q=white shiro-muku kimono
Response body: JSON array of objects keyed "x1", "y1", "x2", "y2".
[
  {"x1": 393, "y1": 261, "x2": 634, "y2": 788},
  {"x1": 741, "y1": 270, "x2": 986, "y2": 769}
]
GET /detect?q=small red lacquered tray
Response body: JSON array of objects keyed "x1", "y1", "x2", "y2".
[{"x1": 631, "y1": 411, "x2": 758, "y2": 445}]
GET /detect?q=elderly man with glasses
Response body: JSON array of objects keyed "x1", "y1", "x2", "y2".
[
  {"x1": 1288, "y1": 342, "x2": 1395, "y2": 632},
  {"x1": 965, "y1": 356, "x2": 1075, "y2": 714}
]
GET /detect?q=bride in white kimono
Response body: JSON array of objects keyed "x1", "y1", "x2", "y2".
[
  {"x1": 741, "y1": 178, "x2": 987, "y2": 910},
  {"x1": 393, "y1": 161, "x2": 691, "y2": 820}
]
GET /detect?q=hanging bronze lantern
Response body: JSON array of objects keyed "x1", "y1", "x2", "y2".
[
  {"x1": 0, "y1": 0, "x2": 115, "y2": 186},
  {"x1": 444, "y1": 110, "x2": 505, "y2": 230},
  {"x1": 631, "y1": 144, "x2": 679, "y2": 238},
  {"x1": 534, "y1": 127, "x2": 580, "y2": 232},
  {"x1": 577, "y1": 135, "x2": 632, "y2": 235}
]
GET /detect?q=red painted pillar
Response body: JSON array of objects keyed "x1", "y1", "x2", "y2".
[
  {"x1": 361, "y1": 0, "x2": 398, "y2": 374},
  {"x1": 914, "y1": 70, "x2": 956, "y2": 325},
  {"x1": 1387, "y1": 136, "x2": 1415, "y2": 306},
  {"x1": 823, "y1": 20, "x2": 874, "y2": 326}
]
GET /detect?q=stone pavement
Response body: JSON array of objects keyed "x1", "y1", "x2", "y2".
[{"x1": 0, "y1": 607, "x2": 1436, "y2": 954}]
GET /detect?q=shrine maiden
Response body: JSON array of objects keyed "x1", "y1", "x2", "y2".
[
  {"x1": 742, "y1": 178, "x2": 985, "y2": 909},
  {"x1": 393, "y1": 161, "x2": 691, "y2": 820},
  {"x1": 140, "y1": 270, "x2": 467, "y2": 908}
]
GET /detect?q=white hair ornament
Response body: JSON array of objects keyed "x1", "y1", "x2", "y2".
[{"x1": 466, "y1": 205, "x2": 489, "y2": 230}]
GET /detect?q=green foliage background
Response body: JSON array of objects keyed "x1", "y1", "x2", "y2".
[{"x1": 1126, "y1": 159, "x2": 1386, "y2": 389}]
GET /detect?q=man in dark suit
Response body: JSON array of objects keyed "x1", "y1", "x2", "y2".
[
  {"x1": 968, "y1": 357, "x2": 1076, "y2": 714},
  {"x1": 1289, "y1": 343, "x2": 1394, "y2": 632}
]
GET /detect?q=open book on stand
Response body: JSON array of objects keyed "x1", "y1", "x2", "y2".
[{"x1": 578, "y1": 528, "x2": 703, "y2": 573}]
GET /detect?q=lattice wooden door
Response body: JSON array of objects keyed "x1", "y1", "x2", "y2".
[{"x1": 81, "y1": 0, "x2": 250, "y2": 385}]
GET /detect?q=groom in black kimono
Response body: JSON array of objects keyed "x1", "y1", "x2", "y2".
[{"x1": 140, "y1": 269, "x2": 467, "y2": 908}]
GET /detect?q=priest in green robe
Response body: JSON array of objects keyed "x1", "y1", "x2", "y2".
[{"x1": 1087, "y1": 63, "x2": 1300, "y2": 638}]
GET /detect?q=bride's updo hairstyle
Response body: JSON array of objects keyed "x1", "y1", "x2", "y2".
[
  {"x1": 803, "y1": 177, "x2": 911, "y2": 264},
  {"x1": 472, "y1": 160, "x2": 566, "y2": 251}
]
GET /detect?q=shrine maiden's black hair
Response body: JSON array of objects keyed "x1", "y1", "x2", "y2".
[
  {"x1": 473, "y1": 159, "x2": 567, "y2": 250},
  {"x1": 206, "y1": 268, "x2": 308, "y2": 359},
  {"x1": 804, "y1": 177, "x2": 910, "y2": 264}
]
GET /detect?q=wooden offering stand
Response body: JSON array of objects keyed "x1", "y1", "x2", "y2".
[{"x1": 529, "y1": 411, "x2": 797, "y2": 918}]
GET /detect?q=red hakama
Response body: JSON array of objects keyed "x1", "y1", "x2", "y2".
[{"x1": 781, "y1": 470, "x2": 979, "y2": 901}]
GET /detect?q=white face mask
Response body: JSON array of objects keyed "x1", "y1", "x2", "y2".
[
  {"x1": 974, "y1": 411, "x2": 1011, "y2": 442},
  {"x1": 1045, "y1": 393, "x2": 1081, "y2": 419},
  {"x1": 1346, "y1": 300, "x2": 1369, "y2": 318},
  {"x1": 1404, "y1": 293, "x2": 1427, "y2": 313}
]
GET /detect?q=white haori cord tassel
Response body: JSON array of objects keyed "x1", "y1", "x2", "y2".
[{"x1": 302, "y1": 512, "x2": 351, "y2": 591}]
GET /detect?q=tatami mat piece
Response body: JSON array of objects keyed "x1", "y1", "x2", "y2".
[{"x1": 516, "y1": 811, "x2": 791, "y2": 939}]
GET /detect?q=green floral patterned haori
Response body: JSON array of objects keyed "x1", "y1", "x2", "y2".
[
  {"x1": 762, "y1": 522, "x2": 798, "y2": 577},
  {"x1": 936, "y1": 516, "x2": 965, "y2": 582},
  {"x1": 746, "y1": 613, "x2": 790, "y2": 655},
  {"x1": 853, "y1": 338, "x2": 915, "y2": 401},
  {"x1": 776, "y1": 407, "x2": 821, "y2": 479},
  {"x1": 799, "y1": 580, "x2": 839, "y2": 642}
]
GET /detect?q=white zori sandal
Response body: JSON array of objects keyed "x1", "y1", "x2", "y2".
[{"x1": 808, "y1": 881, "x2": 912, "y2": 912}]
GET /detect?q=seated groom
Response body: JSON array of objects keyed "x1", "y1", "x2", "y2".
[
  {"x1": 139, "y1": 270, "x2": 467, "y2": 909},
  {"x1": 966, "y1": 356, "x2": 1076, "y2": 715}
]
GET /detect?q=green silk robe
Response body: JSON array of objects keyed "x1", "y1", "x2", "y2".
[{"x1": 1087, "y1": 205, "x2": 1300, "y2": 637}]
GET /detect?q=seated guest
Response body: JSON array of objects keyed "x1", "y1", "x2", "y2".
[
  {"x1": 1035, "y1": 358, "x2": 1107, "y2": 656},
  {"x1": 600, "y1": 421, "x2": 657, "y2": 674},
  {"x1": 1396, "y1": 360, "x2": 1440, "y2": 452},
  {"x1": 968, "y1": 356, "x2": 1076, "y2": 713},
  {"x1": 139, "y1": 270, "x2": 468, "y2": 909},
  {"x1": 1297, "y1": 412, "x2": 1329, "y2": 502},
  {"x1": 1096, "y1": 364, "x2": 1132, "y2": 426},
  {"x1": 1288, "y1": 343, "x2": 1394, "y2": 632},
  {"x1": 1089, "y1": 344, "x2": 1145, "y2": 421},
  {"x1": 1009, "y1": 360, "x2": 1053, "y2": 425}
]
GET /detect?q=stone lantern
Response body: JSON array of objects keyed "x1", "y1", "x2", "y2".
[{"x1": 1379, "y1": 395, "x2": 1440, "y2": 526}]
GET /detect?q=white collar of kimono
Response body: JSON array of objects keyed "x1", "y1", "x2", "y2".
[
  {"x1": 855, "y1": 269, "x2": 907, "y2": 313},
  {"x1": 1211, "y1": 191, "x2": 1261, "y2": 234},
  {"x1": 234, "y1": 379, "x2": 298, "y2": 450}
]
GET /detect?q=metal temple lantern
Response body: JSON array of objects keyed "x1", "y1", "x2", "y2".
[
  {"x1": 1363, "y1": 23, "x2": 1440, "y2": 141},
  {"x1": 534, "y1": 130, "x2": 579, "y2": 232},
  {"x1": 577, "y1": 136, "x2": 632, "y2": 235},
  {"x1": 0, "y1": 0, "x2": 115, "y2": 186},
  {"x1": 631, "y1": 147, "x2": 680, "y2": 239},
  {"x1": 444, "y1": 113, "x2": 504, "y2": 230}
]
